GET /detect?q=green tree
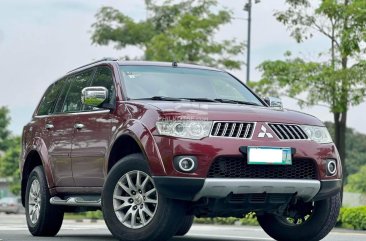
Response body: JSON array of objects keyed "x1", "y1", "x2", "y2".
[
  {"x1": 250, "y1": 0, "x2": 366, "y2": 177},
  {"x1": 91, "y1": 0, "x2": 244, "y2": 69},
  {"x1": 0, "y1": 136, "x2": 21, "y2": 177},
  {"x1": 0, "y1": 107, "x2": 21, "y2": 195},
  {"x1": 345, "y1": 165, "x2": 366, "y2": 193},
  {"x1": 0, "y1": 106, "x2": 11, "y2": 151},
  {"x1": 325, "y1": 122, "x2": 366, "y2": 177},
  {"x1": 0, "y1": 137, "x2": 21, "y2": 195}
]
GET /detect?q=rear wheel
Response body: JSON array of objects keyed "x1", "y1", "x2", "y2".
[
  {"x1": 102, "y1": 154, "x2": 185, "y2": 241},
  {"x1": 25, "y1": 166, "x2": 64, "y2": 236},
  {"x1": 257, "y1": 193, "x2": 341, "y2": 241},
  {"x1": 175, "y1": 215, "x2": 194, "y2": 236}
]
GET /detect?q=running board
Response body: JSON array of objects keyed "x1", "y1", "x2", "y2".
[{"x1": 50, "y1": 196, "x2": 101, "y2": 207}]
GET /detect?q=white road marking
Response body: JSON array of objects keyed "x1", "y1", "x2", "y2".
[
  {"x1": 0, "y1": 224, "x2": 107, "y2": 231},
  {"x1": 188, "y1": 234, "x2": 273, "y2": 240},
  {"x1": 330, "y1": 232, "x2": 366, "y2": 236}
]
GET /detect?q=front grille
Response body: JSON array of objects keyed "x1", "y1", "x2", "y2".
[
  {"x1": 207, "y1": 156, "x2": 317, "y2": 179},
  {"x1": 268, "y1": 123, "x2": 308, "y2": 140},
  {"x1": 210, "y1": 122, "x2": 254, "y2": 138}
]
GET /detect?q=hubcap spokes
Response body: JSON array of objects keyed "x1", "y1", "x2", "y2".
[
  {"x1": 113, "y1": 170, "x2": 158, "y2": 229},
  {"x1": 28, "y1": 179, "x2": 41, "y2": 224}
]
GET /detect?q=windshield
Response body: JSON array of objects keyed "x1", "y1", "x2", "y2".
[{"x1": 119, "y1": 65, "x2": 263, "y2": 106}]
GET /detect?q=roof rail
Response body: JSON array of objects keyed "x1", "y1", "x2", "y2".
[{"x1": 68, "y1": 57, "x2": 119, "y2": 73}]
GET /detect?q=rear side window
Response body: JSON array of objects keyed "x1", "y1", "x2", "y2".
[
  {"x1": 37, "y1": 78, "x2": 66, "y2": 116},
  {"x1": 60, "y1": 69, "x2": 94, "y2": 113}
]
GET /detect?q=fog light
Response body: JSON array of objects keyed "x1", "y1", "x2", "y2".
[
  {"x1": 326, "y1": 159, "x2": 337, "y2": 176},
  {"x1": 173, "y1": 156, "x2": 197, "y2": 173}
]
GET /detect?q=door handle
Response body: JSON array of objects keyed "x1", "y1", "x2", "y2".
[
  {"x1": 45, "y1": 124, "x2": 54, "y2": 130},
  {"x1": 74, "y1": 123, "x2": 85, "y2": 130}
]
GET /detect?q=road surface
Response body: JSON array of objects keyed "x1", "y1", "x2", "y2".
[{"x1": 0, "y1": 213, "x2": 365, "y2": 241}]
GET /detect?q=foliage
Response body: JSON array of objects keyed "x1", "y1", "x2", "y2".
[
  {"x1": 338, "y1": 206, "x2": 366, "y2": 230},
  {"x1": 345, "y1": 166, "x2": 366, "y2": 193},
  {"x1": 86, "y1": 210, "x2": 103, "y2": 220},
  {"x1": 194, "y1": 213, "x2": 258, "y2": 226},
  {"x1": 325, "y1": 122, "x2": 366, "y2": 177},
  {"x1": 91, "y1": 0, "x2": 244, "y2": 69},
  {"x1": 0, "y1": 107, "x2": 21, "y2": 195},
  {"x1": 0, "y1": 106, "x2": 11, "y2": 151},
  {"x1": 0, "y1": 136, "x2": 21, "y2": 177},
  {"x1": 249, "y1": 0, "x2": 366, "y2": 173}
]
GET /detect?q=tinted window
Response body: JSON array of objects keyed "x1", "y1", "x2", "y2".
[
  {"x1": 37, "y1": 78, "x2": 66, "y2": 116},
  {"x1": 84, "y1": 66, "x2": 115, "y2": 111},
  {"x1": 61, "y1": 69, "x2": 94, "y2": 113},
  {"x1": 53, "y1": 78, "x2": 71, "y2": 113}
]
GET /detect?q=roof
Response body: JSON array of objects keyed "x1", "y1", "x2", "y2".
[
  {"x1": 117, "y1": 60, "x2": 222, "y2": 72},
  {"x1": 68, "y1": 58, "x2": 223, "y2": 74}
]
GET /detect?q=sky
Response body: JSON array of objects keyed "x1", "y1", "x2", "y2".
[{"x1": 0, "y1": 0, "x2": 365, "y2": 135}]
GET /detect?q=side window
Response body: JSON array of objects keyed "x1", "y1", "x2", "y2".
[
  {"x1": 53, "y1": 77, "x2": 71, "y2": 113},
  {"x1": 37, "y1": 78, "x2": 66, "y2": 116},
  {"x1": 61, "y1": 69, "x2": 94, "y2": 113},
  {"x1": 84, "y1": 66, "x2": 116, "y2": 111}
]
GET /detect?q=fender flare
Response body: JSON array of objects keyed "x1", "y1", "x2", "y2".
[{"x1": 106, "y1": 119, "x2": 166, "y2": 176}]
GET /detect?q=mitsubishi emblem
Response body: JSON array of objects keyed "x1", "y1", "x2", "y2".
[{"x1": 258, "y1": 125, "x2": 273, "y2": 138}]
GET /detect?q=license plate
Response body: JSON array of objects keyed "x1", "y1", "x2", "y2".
[{"x1": 247, "y1": 147, "x2": 292, "y2": 165}]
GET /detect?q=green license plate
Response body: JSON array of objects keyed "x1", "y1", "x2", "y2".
[{"x1": 247, "y1": 147, "x2": 292, "y2": 165}]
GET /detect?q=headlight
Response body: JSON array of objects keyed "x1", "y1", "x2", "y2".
[
  {"x1": 156, "y1": 120, "x2": 213, "y2": 139},
  {"x1": 300, "y1": 125, "x2": 332, "y2": 144}
]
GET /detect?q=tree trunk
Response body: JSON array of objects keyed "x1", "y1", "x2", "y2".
[{"x1": 334, "y1": 112, "x2": 347, "y2": 178}]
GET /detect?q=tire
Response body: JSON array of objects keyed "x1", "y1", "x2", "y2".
[
  {"x1": 175, "y1": 215, "x2": 194, "y2": 236},
  {"x1": 25, "y1": 166, "x2": 64, "y2": 236},
  {"x1": 257, "y1": 193, "x2": 341, "y2": 241},
  {"x1": 102, "y1": 153, "x2": 185, "y2": 241}
]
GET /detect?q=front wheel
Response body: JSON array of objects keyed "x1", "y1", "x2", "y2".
[
  {"x1": 257, "y1": 193, "x2": 341, "y2": 241},
  {"x1": 102, "y1": 154, "x2": 185, "y2": 241},
  {"x1": 175, "y1": 215, "x2": 194, "y2": 236}
]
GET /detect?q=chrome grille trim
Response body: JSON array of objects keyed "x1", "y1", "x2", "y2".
[
  {"x1": 210, "y1": 122, "x2": 255, "y2": 139},
  {"x1": 268, "y1": 123, "x2": 308, "y2": 140}
]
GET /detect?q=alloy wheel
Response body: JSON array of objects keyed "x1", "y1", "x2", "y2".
[
  {"x1": 113, "y1": 170, "x2": 158, "y2": 229},
  {"x1": 28, "y1": 179, "x2": 41, "y2": 224}
]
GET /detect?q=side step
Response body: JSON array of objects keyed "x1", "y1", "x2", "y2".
[{"x1": 50, "y1": 196, "x2": 101, "y2": 207}]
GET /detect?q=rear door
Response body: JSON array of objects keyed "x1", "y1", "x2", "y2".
[
  {"x1": 71, "y1": 66, "x2": 116, "y2": 187},
  {"x1": 35, "y1": 77, "x2": 75, "y2": 187}
]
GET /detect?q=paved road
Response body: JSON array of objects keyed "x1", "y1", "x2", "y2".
[{"x1": 0, "y1": 214, "x2": 365, "y2": 241}]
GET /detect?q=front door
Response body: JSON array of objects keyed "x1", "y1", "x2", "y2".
[{"x1": 71, "y1": 66, "x2": 116, "y2": 187}]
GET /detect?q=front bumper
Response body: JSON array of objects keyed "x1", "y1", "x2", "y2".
[{"x1": 153, "y1": 176, "x2": 342, "y2": 202}]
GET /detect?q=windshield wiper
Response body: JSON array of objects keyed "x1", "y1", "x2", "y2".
[
  {"x1": 130, "y1": 96, "x2": 218, "y2": 102},
  {"x1": 130, "y1": 96, "x2": 184, "y2": 101},
  {"x1": 214, "y1": 98, "x2": 261, "y2": 106},
  {"x1": 181, "y1": 97, "x2": 219, "y2": 102}
]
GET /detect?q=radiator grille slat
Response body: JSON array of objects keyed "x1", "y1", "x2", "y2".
[
  {"x1": 268, "y1": 123, "x2": 308, "y2": 140},
  {"x1": 211, "y1": 122, "x2": 254, "y2": 139}
]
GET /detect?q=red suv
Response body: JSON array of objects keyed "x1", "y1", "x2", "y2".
[{"x1": 21, "y1": 58, "x2": 342, "y2": 241}]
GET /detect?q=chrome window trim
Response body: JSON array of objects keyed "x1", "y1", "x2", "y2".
[{"x1": 34, "y1": 109, "x2": 111, "y2": 118}]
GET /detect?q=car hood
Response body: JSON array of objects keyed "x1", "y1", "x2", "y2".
[{"x1": 128, "y1": 101, "x2": 323, "y2": 126}]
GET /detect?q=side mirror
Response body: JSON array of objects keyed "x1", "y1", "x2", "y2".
[
  {"x1": 264, "y1": 96, "x2": 283, "y2": 109},
  {"x1": 81, "y1": 87, "x2": 108, "y2": 107}
]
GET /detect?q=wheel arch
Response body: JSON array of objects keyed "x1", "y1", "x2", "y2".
[
  {"x1": 106, "y1": 120, "x2": 166, "y2": 176},
  {"x1": 21, "y1": 150, "x2": 43, "y2": 206}
]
